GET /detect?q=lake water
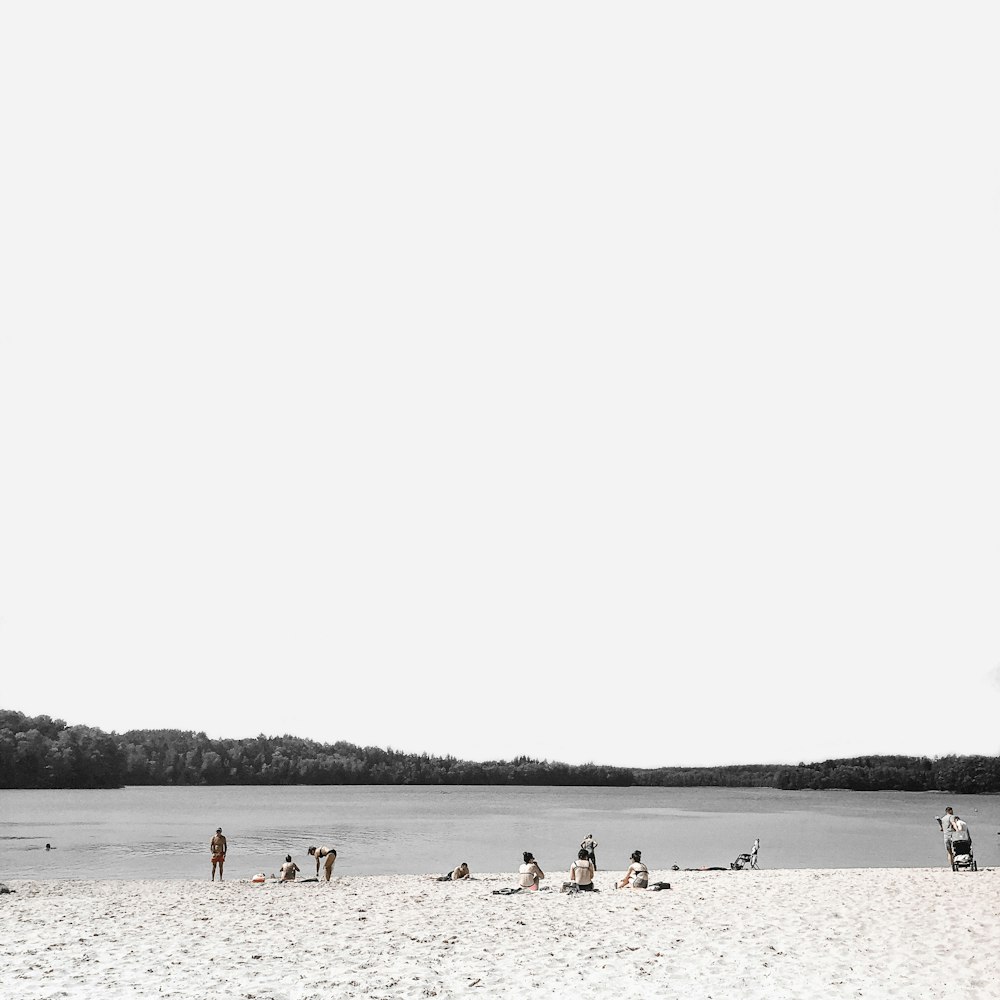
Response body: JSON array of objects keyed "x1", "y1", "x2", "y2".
[{"x1": 1, "y1": 785, "x2": 997, "y2": 880}]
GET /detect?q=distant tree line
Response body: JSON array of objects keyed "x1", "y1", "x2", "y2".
[{"x1": 2, "y1": 708, "x2": 999, "y2": 793}]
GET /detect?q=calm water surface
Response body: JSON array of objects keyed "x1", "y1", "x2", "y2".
[{"x1": 1, "y1": 785, "x2": 997, "y2": 880}]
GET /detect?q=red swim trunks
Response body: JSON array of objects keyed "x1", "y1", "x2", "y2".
[{"x1": 212, "y1": 854, "x2": 225, "y2": 863}]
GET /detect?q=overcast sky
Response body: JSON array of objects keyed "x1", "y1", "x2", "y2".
[{"x1": 2, "y1": 4, "x2": 998, "y2": 769}]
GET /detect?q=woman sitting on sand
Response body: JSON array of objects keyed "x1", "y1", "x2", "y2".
[
  {"x1": 279, "y1": 855, "x2": 300, "y2": 881},
  {"x1": 568, "y1": 848, "x2": 596, "y2": 891},
  {"x1": 617, "y1": 850, "x2": 649, "y2": 889},
  {"x1": 518, "y1": 852, "x2": 545, "y2": 890}
]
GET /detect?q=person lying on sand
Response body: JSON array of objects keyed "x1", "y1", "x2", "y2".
[{"x1": 434, "y1": 862, "x2": 471, "y2": 881}]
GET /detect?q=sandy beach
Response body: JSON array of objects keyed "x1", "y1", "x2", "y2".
[{"x1": 1, "y1": 867, "x2": 998, "y2": 999}]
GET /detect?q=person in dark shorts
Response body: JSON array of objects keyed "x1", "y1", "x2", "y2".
[
  {"x1": 308, "y1": 845, "x2": 337, "y2": 880},
  {"x1": 567, "y1": 848, "x2": 595, "y2": 891}
]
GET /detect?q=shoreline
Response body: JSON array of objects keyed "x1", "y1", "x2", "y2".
[{"x1": 2, "y1": 868, "x2": 998, "y2": 998}]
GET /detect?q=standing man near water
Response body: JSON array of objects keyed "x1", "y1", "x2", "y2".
[
  {"x1": 308, "y1": 845, "x2": 337, "y2": 880},
  {"x1": 581, "y1": 833, "x2": 598, "y2": 870},
  {"x1": 935, "y1": 807, "x2": 955, "y2": 867},
  {"x1": 210, "y1": 827, "x2": 227, "y2": 880}
]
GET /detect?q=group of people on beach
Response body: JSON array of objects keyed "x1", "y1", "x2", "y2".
[
  {"x1": 276, "y1": 846, "x2": 337, "y2": 881},
  {"x1": 503, "y1": 836, "x2": 671, "y2": 893},
  {"x1": 210, "y1": 812, "x2": 986, "y2": 884},
  {"x1": 215, "y1": 828, "x2": 671, "y2": 889},
  {"x1": 209, "y1": 827, "x2": 337, "y2": 882}
]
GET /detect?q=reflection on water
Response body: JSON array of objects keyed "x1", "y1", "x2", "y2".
[{"x1": 1, "y1": 785, "x2": 997, "y2": 880}]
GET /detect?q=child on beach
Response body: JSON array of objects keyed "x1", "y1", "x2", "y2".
[{"x1": 950, "y1": 815, "x2": 972, "y2": 850}]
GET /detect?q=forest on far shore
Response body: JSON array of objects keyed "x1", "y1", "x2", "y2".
[{"x1": 2, "y1": 708, "x2": 999, "y2": 793}]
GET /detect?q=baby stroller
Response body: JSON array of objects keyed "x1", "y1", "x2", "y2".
[
  {"x1": 951, "y1": 840, "x2": 976, "y2": 872},
  {"x1": 730, "y1": 838, "x2": 760, "y2": 870}
]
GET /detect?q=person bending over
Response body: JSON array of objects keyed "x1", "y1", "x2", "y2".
[{"x1": 308, "y1": 845, "x2": 337, "y2": 880}]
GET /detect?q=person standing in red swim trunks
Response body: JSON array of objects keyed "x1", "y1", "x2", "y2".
[{"x1": 210, "y1": 827, "x2": 228, "y2": 880}]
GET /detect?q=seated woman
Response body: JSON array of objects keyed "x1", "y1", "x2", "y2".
[
  {"x1": 279, "y1": 854, "x2": 300, "y2": 881},
  {"x1": 617, "y1": 850, "x2": 649, "y2": 889},
  {"x1": 518, "y1": 852, "x2": 545, "y2": 890},
  {"x1": 567, "y1": 848, "x2": 596, "y2": 891}
]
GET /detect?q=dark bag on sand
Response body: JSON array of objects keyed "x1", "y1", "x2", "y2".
[{"x1": 649, "y1": 882, "x2": 671, "y2": 891}]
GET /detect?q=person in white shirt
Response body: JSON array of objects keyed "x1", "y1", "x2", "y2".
[
  {"x1": 279, "y1": 855, "x2": 300, "y2": 880},
  {"x1": 950, "y1": 816, "x2": 972, "y2": 851}
]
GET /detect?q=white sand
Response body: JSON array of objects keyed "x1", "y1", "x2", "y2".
[{"x1": 1, "y1": 868, "x2": 998, "y2": 999}]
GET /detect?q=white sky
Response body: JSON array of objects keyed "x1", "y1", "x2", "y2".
[{"x1": 2, "y1": 3, "x2": 998, "y2": 769}]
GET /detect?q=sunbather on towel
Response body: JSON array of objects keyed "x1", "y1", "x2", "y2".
[{"x1": 434, "y1": 862, "x2": 471, "y2": 881}]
